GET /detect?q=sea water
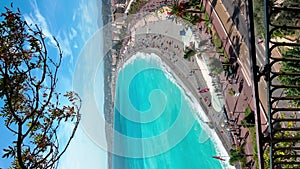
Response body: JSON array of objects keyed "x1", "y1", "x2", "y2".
[{"x1": 113, "y1": 52, "x2": 225, "y2": 169}]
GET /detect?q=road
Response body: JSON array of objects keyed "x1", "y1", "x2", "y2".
[
  {"x1": 221, "y1": 0, "x2": 298, "y2": 143},
  {"x1": 220, "y1": 0, "x2": 273, "y2": 129},
  {"x1": 213, "y1": 0, "x2": 300, "y2": 167},
  {"x1": 221, "y1": 0, "x2": 250, "y2": 47}
]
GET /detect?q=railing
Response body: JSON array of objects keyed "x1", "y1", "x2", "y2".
[{"x1": 251, "y1": 0, "x2": 300, "y2": 168}]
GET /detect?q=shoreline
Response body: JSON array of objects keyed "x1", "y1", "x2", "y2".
[
  {"x1": 101, "y1": 0, "x2": 113, "y2": 169},
  {"x1": 119, "y1": 48, "x2": 234, "y2": 168},
  {"x1": 115, "y1": 20, "x2": 233, "y2": 162},
  {"x1": 106, "y1": 1, "x2": 235, "y2": 168},
  {"x1": 118, "y1": 48, "x2": 234, "y2": 167},
  {"x1": 121, "y1": 14, "x2": 233, "y2": 149}
]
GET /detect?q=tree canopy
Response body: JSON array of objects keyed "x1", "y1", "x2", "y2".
[
  {"x1": 0, "y1": 6, "x2": 81, "y2": 169},
  {"x1": 229, "y1": 148, "x2": 245, "y2": 165},
  {"x1": 208, "y1": 57, "x2": 224, "y2": 76},
  {"x1": 241, "y1": 106, "x2": 255, "y2": 128}
]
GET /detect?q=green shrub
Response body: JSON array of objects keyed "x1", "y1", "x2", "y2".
[
  {"x1": 228, "y1": 88, "x2": 235, "y2": 96},
  {"x1": 229, "y1": 148, "x2": 244, "y2": 166},
  {"x1": 242, "y1": 106, "x2": 255, "y2": 128},
  {"x1": 184, "y1": 48, "x2": 196, "y2": 60},
  {"x1": 245, "y1": 106, "x2": 252, "y2": 117},
  {"x1": 223, "y1": 57, "x2": 229, "y2": 64},
  {"x1": 213, "y1": 34, "x2": 222, "y2": 48}
]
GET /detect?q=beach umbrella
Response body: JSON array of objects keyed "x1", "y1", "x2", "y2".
[{"x1": 220, "y1": 122, "x2": 225, "y2": 128}]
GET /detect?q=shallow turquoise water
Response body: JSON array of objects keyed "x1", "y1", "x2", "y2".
[{"x1": 113, "y1": 53, "x2": 223, "y2": 169}]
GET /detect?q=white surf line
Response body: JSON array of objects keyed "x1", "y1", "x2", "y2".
[{"x1": 194, "y1": 56, "x2": 234, "y2": 169}]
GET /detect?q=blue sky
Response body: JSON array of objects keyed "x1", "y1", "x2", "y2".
[{"x1": 0, "y1": 0, "x2": 108, "y2": 168}]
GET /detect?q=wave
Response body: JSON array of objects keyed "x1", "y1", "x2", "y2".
[{"x1": 120, "y1": 52, "x2": 235, "y2": 169}]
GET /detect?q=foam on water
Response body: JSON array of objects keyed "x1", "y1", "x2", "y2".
[
  {"x1": 115, "y1": 52, "x2": 235, "y2": 168},
  {"x1": 142, "y1": 53, "x2": 235, "y2": 169},
  {"x1": 124, "y1": 52, "x2": 210, "y2": 123}
]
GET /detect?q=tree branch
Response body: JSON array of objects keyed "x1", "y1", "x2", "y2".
[{"x1": 16, "y1": 124, "x2": 26, "y2": 169}]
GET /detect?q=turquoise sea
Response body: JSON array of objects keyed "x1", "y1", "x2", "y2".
[{"x1": 113, "y1": 53, "x2": 227, "y2": 169}]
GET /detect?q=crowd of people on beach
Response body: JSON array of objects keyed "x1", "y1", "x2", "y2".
[
  {"x1": 140, "y1": 0, "x2": 172, "y2": 13},
  {"x1": 125, "y1": 33, "x2": 184, "y2": 63},
  {"x1": 111, "y1": 0, "x2": 257, "y2": 166}
]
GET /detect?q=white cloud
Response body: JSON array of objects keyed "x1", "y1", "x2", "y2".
[
  {"x1": 24, "y1": 0, "x2": 78, "y2": 79},
  {"x1": 24, "y1": 0, "x2": 56, "y2": 46},
  {"x1": 69, "y1": 27, "x2": 77, "y2": 40},
  {"x1": 23, "y1": 0, "x2": 76, "y2": 65},
  {"x1": 57, "y1": 30, "x2": 73, "y2": 62},
  {"x1": 76, "y1": 0, "x2": 98, "y2": 42},
  {"x1": 72, "y1": 12, "x2": 77, "y2": 22},
  {"x1": 79, "y1": 1, "x2": 92, "y2": 24},
  {"x1": 23, "y1": 14, "x2": 34, "y2": 26},
  {"x1": 24, "y1": 1, "x2": 72, "y2": 65}
]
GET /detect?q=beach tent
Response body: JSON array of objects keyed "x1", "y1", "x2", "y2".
[
  {"x1": 180, "y1": 29, "x2": 186, "y2": 36},
  {"x1": 167, "y1": 15, "x2": 174, "y2": 20}
]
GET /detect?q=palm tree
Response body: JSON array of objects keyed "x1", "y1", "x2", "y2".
[
  {"x1": 229, "y1": 143, "x2": 251, "y2": 166},
  {"x1": 229, "y1": 148, "x2": 244, "y2": 165}
]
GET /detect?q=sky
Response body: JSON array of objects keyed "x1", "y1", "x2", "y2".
[{"x1": 0, "y1": 0, "x2": 108, "y2": 168}]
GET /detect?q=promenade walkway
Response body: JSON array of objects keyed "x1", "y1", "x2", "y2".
[
  {"x1": 114, "y1": 0, "x2": 259, "y2": 167},
  {"x1": 202, "y1": 0, "x2": 252, "y2": 86},
  {"x1": 119, "y1": 9, "x2": 236, "y2": 167},
  {"x1": 201, "y1": 0, "x2": 258, "y2": 167}
]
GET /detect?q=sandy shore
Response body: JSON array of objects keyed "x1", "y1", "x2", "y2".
[{"x1": 110, "y1": 6, "x2": 235, "y2": 166}]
